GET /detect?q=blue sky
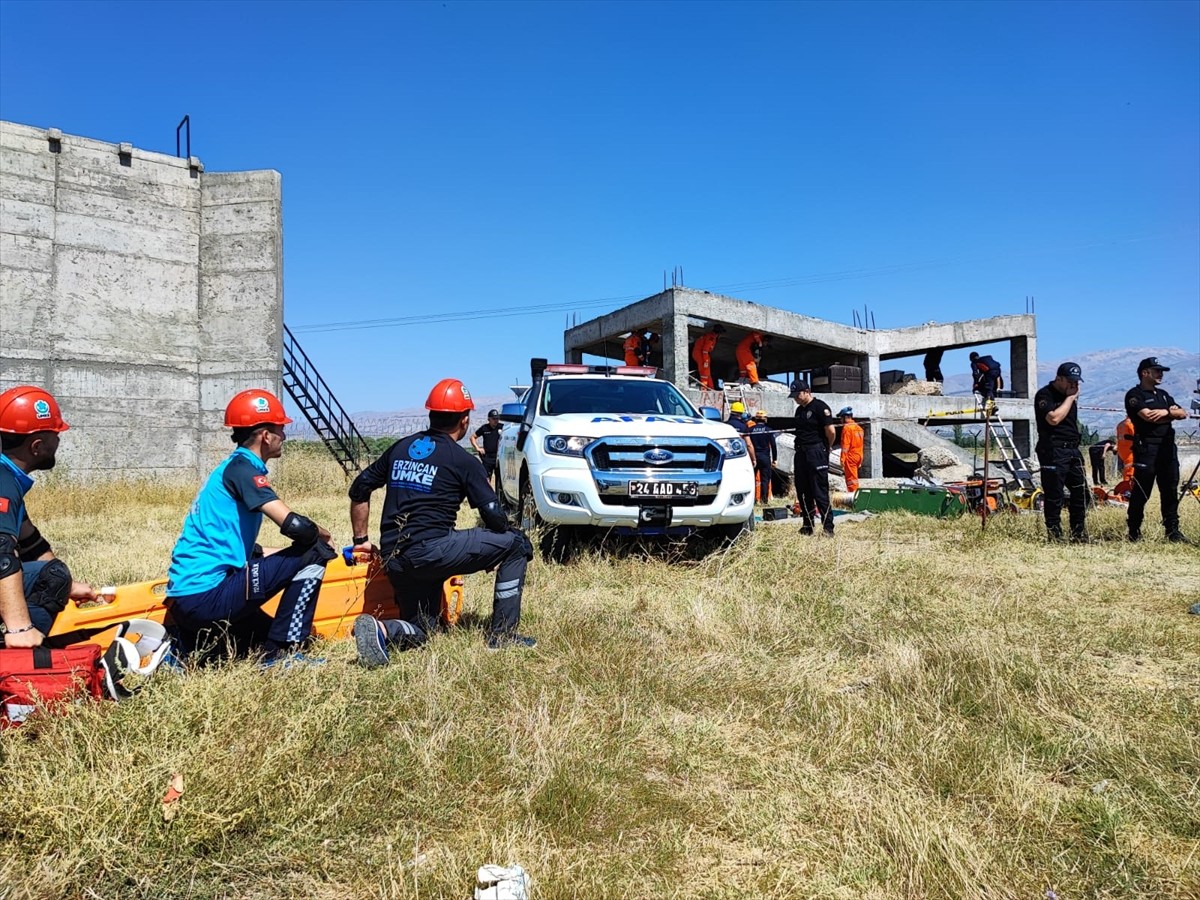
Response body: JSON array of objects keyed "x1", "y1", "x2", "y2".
[{"x1": 2, "y1": 0, "x2": 1197, "y2": 411}]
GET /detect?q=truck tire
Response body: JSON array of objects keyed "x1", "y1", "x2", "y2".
[
  {"x1": 710, "y1": 512, "x2": 756, "y2": 545},
  {"x1": 518, "y1": 471, "x2": 573, "y2": 562}
]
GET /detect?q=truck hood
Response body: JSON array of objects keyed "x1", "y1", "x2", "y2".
[{"x1": 532, "y1": 413, "x2": 739, "y2": 440}]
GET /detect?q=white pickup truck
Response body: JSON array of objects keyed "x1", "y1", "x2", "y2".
[{"x1": 496, "y1": 361, "x2": 756, "y2": 542}]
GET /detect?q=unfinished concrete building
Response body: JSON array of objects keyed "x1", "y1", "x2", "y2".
[
  {"x1": 1, "y1": 120, "x2": 284, "y2": 479},
  {"x1": 564, "y1": 287, "x2": 1037, "y2": 480}
]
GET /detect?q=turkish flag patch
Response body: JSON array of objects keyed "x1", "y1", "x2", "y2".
[
  {"x1": 253, "y1": 475, "x2": 271, "y2": 489},
  {"x1": 0, "y1": 497, "x2": 8, "y2": 514}
]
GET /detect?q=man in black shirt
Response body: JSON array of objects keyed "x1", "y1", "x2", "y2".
[
  {"x1": 348, "y1": 378, "x2": 535, "y2": 664},
  {"x1": 1087, "y1": 438, "x2": 1114, "y2": 486},
  {"x1": 970, "y1": 352, "x2": 1003, "y2": 401},
  {"x1": 1033, "y1": 362, "x2": 1089, "y2": 542},
  {"x1": 789, "y1": 380, "x2": 837, "y2": 535},
  {"x1": 1125, "y1": 357, "x2": 1190, "y2": 543},
  {"x1": 923, "y1": 349, "x2": 944, "y2": 383},
  {"x1": 470, "y1": 409, "x2": 504, "y2": 492}
]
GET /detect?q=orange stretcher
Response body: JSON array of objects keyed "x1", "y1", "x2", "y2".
[{"x1": 46, "y1": 554, "x2": 464, "y2": 651}]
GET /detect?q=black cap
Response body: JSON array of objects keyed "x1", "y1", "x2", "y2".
[
  {"x1": 1056, "y1": 362, "x2": 1083, "y2": 382},
  {"x1": 788, "y1": 380, "x2": 811, "y2": 396},
  {"x1": 1137, "y1": 356, "x2": 1170, "y2": 373},
  {"x1": 487, "y1": 409, "x2": 499, "y2": 417}
]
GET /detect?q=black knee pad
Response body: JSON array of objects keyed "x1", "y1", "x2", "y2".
[{"x1": 26, "y1": 558, "x2": 71, "y2": 616}]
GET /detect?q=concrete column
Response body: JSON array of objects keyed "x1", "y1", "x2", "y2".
[
  {"x1": 864, "y1": 419, "x2": 883, "y2": 479},
  {"x1": 1010, "y1": 335, "x2": 1036, "y2": 399},
  {"x1": 1012, "y1": 419, "x2": 1032, "y2": 459},
  {"x1": 565, "y1": 345, "x2": 583, "y2": 364},
  {"x1": 866, "y1": 352, "x2": 881, "y2": 395},
  {"x1": 662, "y1": 309, "x2": 689, "y2": 384}
]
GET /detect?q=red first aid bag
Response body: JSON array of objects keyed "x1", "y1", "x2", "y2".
[{"x1": 0, "y1": 643, "x2": 104, "y2": 728}]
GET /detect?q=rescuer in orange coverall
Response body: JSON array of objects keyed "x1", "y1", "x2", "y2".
[
  {"x1": 1115, "y1": 415, "x2": 1135, "y2": 483},
  {"x1": 837, "y1": 407, "x2": 864, "y2": 493},
  {"x1": 692, "y1": 324, "x2": 725, "y2": 389},
  {"x1": 623, "y1": 331, "x2": 646, "y2": 367},
  {"x1": 736, "y1": 332, "x2": 768, "y2": 384}
]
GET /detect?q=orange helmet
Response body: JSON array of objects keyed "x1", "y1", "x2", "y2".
[
  {"x1": 0, "y1": 385, "x2": 70, "y2": 434},
  {"x1": 425, "y1": 378, "x2": 474, "y2": 413},
  {"x1": 224, "y1": 389, "x2": 293, "y2": 428}
]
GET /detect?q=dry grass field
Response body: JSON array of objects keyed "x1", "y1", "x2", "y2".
[{"x1": 1, "y1": 447, "x2": 1198, "y2": 899}]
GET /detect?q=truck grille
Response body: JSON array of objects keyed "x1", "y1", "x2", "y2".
[
  {"x1": 586, "y1": 436, "x2": 726, "y2": 506},
  {"x1": 586, "y1": 436, "x2": 722, "y2": 473}
]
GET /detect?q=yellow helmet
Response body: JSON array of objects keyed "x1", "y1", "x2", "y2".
[
  {"x1": 754, "y1": 409, "x2": 767, "y2": 420},
  {"x1": 730, "y1": 401, "x2": 745, "y2": 414}
]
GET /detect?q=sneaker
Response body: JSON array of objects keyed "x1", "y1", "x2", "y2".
[
  {"x1": 260, "y1": 651, "x2": 326, "y2": 670},
  {"x1": 353, "y1": 614, "x2": 390, "y2": 668},
  {"x1": 486, "y1": 632, "x2": 537, "y2": 651},
  {"x1": 1166, "y1": 532, "x2": 1193, "y2": 545}
]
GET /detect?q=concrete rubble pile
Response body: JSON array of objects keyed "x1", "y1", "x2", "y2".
[{"x1": 883, "y1": 379, "x2": 943, "y2": 396}]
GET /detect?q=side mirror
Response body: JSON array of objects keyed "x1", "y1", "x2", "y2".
[
  {"x1": 498, "y1": 402, "x2": 525, "y2": 424},
  {"x1": 699, "y1": 406, "x2": 722, "y2": 421}
]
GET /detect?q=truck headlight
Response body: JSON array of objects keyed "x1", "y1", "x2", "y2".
[
  {"x1": 716, "y1": 437, "x2": 748, "y2": 459},
  {"x1": 544, "y1": 435, "x2": 592, "y2": 457}
]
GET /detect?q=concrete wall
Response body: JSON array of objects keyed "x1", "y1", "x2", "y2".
[{"x1": 0, "y1": 121, "x2": 283, "y2": 479}]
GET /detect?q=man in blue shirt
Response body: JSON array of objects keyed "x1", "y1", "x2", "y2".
[
  {"x1": 166, "y1": 389, "x2": 336, "y2": 662},
  {"x1": 0, "y1": 386, "x2": 95, "y2": 648}
]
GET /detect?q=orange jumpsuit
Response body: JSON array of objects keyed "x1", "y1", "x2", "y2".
[
  {"x1": 840, "y1": 418, "x2": 864, "y2": 492},
  {"x1": 692, "y1": 331, "x2": 719, "y2": 389},
  {"x1": 1114, "y1": 416, "x2": 1135, "y2": 487},
  {"x1": 736, "y1": 332, "x2": 764, "y2": 384},
  {"x1": 623, "y1": 333, "x2": 643, "y2": 367}
]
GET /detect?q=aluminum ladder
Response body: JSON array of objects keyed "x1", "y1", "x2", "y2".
[{"x1": 984, "y1": 405, "x2": 1036, "y2": 492}]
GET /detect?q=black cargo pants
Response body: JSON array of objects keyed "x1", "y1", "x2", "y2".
[
  {"x1": 1036, "y1": 443, "x2": 1087, "y2": 538},
  {"x1": 1127, "y1": 437, "x2": 1180, "y2": 538}
]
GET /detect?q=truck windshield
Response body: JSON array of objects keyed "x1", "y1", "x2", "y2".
[{"x1": 541, "y1": 378, "x2": 699, "y2": 417}]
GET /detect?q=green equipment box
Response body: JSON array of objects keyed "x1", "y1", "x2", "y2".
[{"x1": 853, "y1": 486, "x2": 968, "y2": 518}]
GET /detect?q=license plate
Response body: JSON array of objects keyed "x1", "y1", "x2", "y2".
[{"x1": 628, "y1": 481, "x2": 698, "y2": 498}]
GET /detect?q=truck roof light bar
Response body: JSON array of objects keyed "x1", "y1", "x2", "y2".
[{"x1": 542, "y1": 364, "x2": 659, "y2": 378}]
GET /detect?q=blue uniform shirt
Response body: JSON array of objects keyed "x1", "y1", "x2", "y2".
[
  {"x1": 167, "y1": 448, "x2": 279, "y2": 596},
  {"x1": 0, "y1": 454, "x2": 35, "y2": 540}
]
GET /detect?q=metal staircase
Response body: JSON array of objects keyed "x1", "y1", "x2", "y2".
[{"x1": 282, "y1": 325, "x2": 372, "y2": 475}]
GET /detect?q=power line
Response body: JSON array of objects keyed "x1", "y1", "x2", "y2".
[{"x1": 289, "y1": 228, "x2": 1195, "y2": 334}]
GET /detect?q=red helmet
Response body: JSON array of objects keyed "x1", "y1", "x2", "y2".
[
  {"x1": 224, "y1": 389, "x2": 293, "y2": 428},
  {"x1": 425, "y1": 378, "x2": 474, "y2": 414},
  {"x1": 0, "y1": 385, "x2": 70, "y2": 434}
]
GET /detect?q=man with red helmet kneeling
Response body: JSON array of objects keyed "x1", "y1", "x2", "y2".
[
  {"x1": 0, "y1": 386, "x2": 95, "y2": 648},
  {"x1": 348, "y1": 377, "x2": 535, "y2": 665},
  {"x1": 165, "y1": 389, "x2": 336, "y2": 664}
]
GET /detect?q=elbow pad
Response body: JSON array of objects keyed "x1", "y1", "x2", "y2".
[
  {"x1": 280, "y1": 512, "x2": 320, "y2": 546},
  {"x1": 18, "y1": 525, "x2": 52, "y2": 562},
  {"x1": 479, "y1": 501, "x2": 510, "y2": 533},
  {"x1": 0, "y1": 533, "x2": 21, "y2": 580},
  {"x1": 348, "y1": 472, "x2": 375, "y2": 503}
]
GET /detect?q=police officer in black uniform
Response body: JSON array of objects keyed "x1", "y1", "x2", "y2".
[
  {"x1": 470, "y1": 409, "x2": 503, "y2": 492},
  {"x1": 1034, "y1": 362, "x2": 1089, "y2": 542},
  {"x1": 348, "y1": 378, "x2": 535, "y2": 666},
  {"x1": 1125, "y1": 356, "x2": 1190, "y2": 543},
  {"x1": 789, "y1": 380, "x2": 837, "y2": 535}
]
